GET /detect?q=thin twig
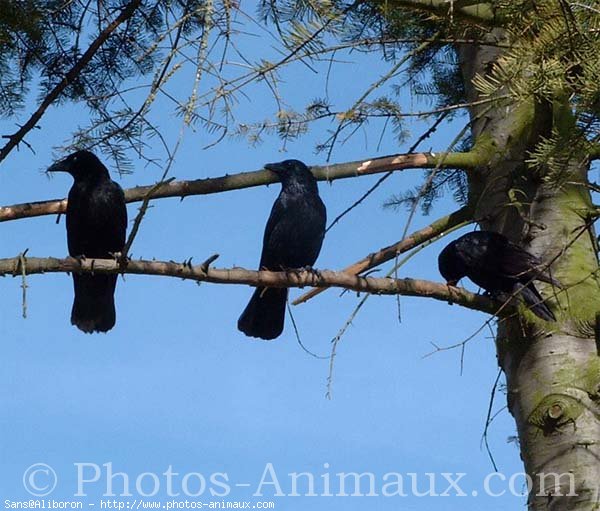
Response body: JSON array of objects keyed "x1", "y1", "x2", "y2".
[
  {"x1": 287, "y1": 302, "x2": 329, "y2": 360},
  {"x1": 325, "y1": 215, "x2": 472, "y2": 397},
  {"x1": 122, "y1": 177, "x2": 176, "y2": 261},
  {"x1": 18, "y1": 249, "x2": 29, "y2": 319},
  {"x1": 326, "y1": 295, "x2": 368, "y2": 399},
  {"x1": 482, "y1": 367, "x2": 503, "y2": 472},
  {"x1": 326, "y1": 112, "x2": 449, "y2": 232}
]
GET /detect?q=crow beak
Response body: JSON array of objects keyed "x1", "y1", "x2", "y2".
[
  {"x1": 264, "y1": 162, "x2": 283, "y2": 174},
  {"x1": 46, "y1": 160, "x2": 68, "y2": 174}
]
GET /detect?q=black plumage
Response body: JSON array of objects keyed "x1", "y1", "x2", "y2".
[
  {"x1": 48, "y1": 150, "x2": 127, "y2": 333},
  {"x1": 238, "y1": 159, "x2": 327, "y2": 340},
  {"x1": 438, "y1": 231, "x2": 561, "y2": 321}
]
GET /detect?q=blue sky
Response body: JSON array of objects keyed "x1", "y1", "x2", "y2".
[{"x1": 0, "y1": 5, "x2": 528, "y2": 509}]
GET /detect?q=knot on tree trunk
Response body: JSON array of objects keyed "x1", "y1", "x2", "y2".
[{"x1": 528, "y1": 394, "x2": 584, "y2": 436}]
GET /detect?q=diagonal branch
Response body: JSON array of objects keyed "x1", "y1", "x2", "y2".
[
  {"x1": 0, "y1": 0, "x2": 142, "y2": 165},
  {"x1": 293, "y1": 205, "x2": 474, "y2": 305},
  {"x1": 2, "y1": 255, "x2": 497, "y2": 315},
  {"x1": 0, "y1": 151, "x2": 481, "y2": 222}
]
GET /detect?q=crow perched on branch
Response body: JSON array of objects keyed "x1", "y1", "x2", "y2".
[
  {"x1": 438, "y1": 231, "x2": 561, "y2": 321},
  {"x1": 238, "y1": 159, "x2": 327, "y2": 340},
  {"x1": 48, "y1": 150, "x2": 127, "y2": 333}
]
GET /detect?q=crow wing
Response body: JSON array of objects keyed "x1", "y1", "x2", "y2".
[
  {"x1": 67, "y1": 180, "x2": 127, "y2": 257},
  {"x1": 499, "y1": 240, "x2": 561, "y2": 287}
]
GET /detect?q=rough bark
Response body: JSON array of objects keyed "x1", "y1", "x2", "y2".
[
  {"x1": 0, "y1": 255, "x2": 498, "y2": 314},
  {"x1": 0, "y1": 151, "x2": 476, "y2": 223},
  {"x1": 457, "y1": 30, "x2": 600, "y2": 510}
]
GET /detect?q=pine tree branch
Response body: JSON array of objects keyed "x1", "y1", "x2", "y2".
[
  {"x1": 373, "y1": 0, "x2": 497, "y2": 25},
  {"x1": 2, "y1": 255, "x2": 497, "y2": 315},
  {"x1": 0, "y1": 0, "x2": 143, "y2": 164},
  {"x1": 0, "y1": 151, "x2": 481, "y2": 222},
  {"x1": 590, "y1": 145, "x2": 600, "y2": 161},
  {"x1": 293, "y1": 205, "x2": 474, "y2": 305}
]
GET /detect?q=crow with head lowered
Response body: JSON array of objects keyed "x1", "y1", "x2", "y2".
[
  {"x1": 438, "y1": 231, "x2": 561, "y2": 321},
  {"x1": 238, "y1": 159, "x2": 327, "y2": 340},
  {"x1": 48, "y1": 150, "x2": 127, "y2": 333}
]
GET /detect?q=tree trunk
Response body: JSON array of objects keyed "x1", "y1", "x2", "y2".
[{"x1": 458, "y1": 32, "x2": 600, "y2": 510}]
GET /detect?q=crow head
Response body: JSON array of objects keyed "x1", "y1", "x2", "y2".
[
  {"x1": 438, "y1": 240, "x2": 465, "y2": 286},
  {"x1": 264, "y1": 159, "x2": 317, "y2": 190},
  {"x1": 47, "y1": 150, "x2": 109, "y2": 181}
]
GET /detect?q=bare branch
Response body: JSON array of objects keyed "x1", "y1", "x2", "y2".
[
  {"x1": 293, "y1": 205, "x2": 474, "y2": 305},
  {"x1": 0, "y1": 255, "x2": 497, "y2": 315},
  {"x1": 1, "y1": 151, "x2": 479, "y2": 222}
]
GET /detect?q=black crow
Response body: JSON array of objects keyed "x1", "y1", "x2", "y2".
[
  {"x1": 238, "y1": 159, "x2": 327, "y2": 340},
  {"x1": 438, "y1": 231, "x2": 561, "y2": 321},
  {"x1": 48, "y1": 150, "x2": 127, "y2": 333}
]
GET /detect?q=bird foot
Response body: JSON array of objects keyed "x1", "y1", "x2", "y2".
[
  {"x1": 303, "y1": 266, "x2": 322, "y2": 280},
  {"x1": 112, "y1": 251, "x2": 129, "y2": 269},
  {"x1": 287, "y1": 266, "x2": 321, "y2": 278},
  {"x1": 286, "y1": 266, "x2": 322, "y2": 286},
  {"x1": 445, "y1": 283, "x2": 456, "y2": 305},
  {"x1": 72, "y1": 254, "x2": 90, "y2": 272}
]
